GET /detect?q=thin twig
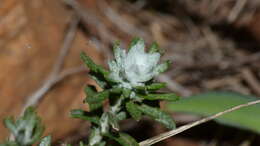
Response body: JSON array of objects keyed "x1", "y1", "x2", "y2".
[
  {"x1": 64, "y1": 0, "x2": 118, "y2": 43},
  {"x1": 228, "y1": 0, "x2": 247, "y2": 22},
  {"x1": 98, "y1": 0, "x2": 149, "y2": 40},
  {"x1": 241, "y1": 68, "x2": 260, "y2": 95},
  {"x1": 139, "y1": 99, "x2": 260, "y2": 146},
  {"x1": 21, "y1": 16, "x2": 80, "y2": 114}
]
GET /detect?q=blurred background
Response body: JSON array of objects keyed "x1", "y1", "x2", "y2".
[{"x1": 1, "y1": 0, "x2": 260, "y2": 145}]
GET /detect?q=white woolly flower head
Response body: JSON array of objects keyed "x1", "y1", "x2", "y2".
[{"x1": 108, "y1": 38, "x2": 169, "y2": 88}]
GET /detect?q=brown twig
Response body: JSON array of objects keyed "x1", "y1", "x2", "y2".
[
  {"x1": 241, "y1": 68, "x2": 260, "y2": 95},
  {"x1": 64, "y1": 0, "x2": 118, "y2": 43},
  {"x1": 21, "y1": 16, "x2": 80, "y2": 114},
  {"x1": 139, "y1": 99, "x2": 260, "y2": 146},
  {"x1": 8, "y1": 14, "x2": 82, "y2": 141},
  {"x1": 228, "y1": 0, "x2": 248, "y2": 22},
  {"x1": 97, "y1": 0, "x2": 149, "y2": 40}
]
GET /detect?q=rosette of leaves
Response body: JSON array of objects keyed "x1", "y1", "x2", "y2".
[
  {"x1": 0, "y1": 107, "x2": 51, "y2": 146},
  {"x1": 71, "y1": 38, "x2": 179, "y2": 146}
]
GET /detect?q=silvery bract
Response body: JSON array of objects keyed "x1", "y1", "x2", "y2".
[{"x1": 108, "y1": 38, "x2": 165, "y2": 88}]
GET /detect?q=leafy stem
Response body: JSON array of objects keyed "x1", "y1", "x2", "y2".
[{"x1": 72, "y1": 38, "x2": 179, "y2": 145}]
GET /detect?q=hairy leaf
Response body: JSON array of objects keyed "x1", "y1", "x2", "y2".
[
  {"x1": 4, "y1": 107, "x2": 44, "y2": 145},
  {"x1": 116, "y1": 112, "x2": 127, "y2": 121},
  {"x1": 84, "y1": 86, "x2": 108, "y2": 111},
  {"x1": 105, "y1": 133, "x2": 139, "y2": 146},
  {"x1": 126, "y1": 101, "x2": 142, "y2": 121},
  {"x1": 149, "y1": 42, "x2": 161, "y2": 54},
  {"x1": 80, "y1": 52, "x2": 109, "y2": 75},
  {"x1": 39, "y1": 136, "x2": 51, "y2": 146},
  {"x1": 138, "y1": 104, "x2": 175, "y2": 129},
  {"x1": 70, "y1": 109, "x2": 100, "y2": 125},
  {"x1": 154, "y1": 60, "x2": 171, "y2": 74},
  {"x1": 0, "y1": 141, "x2": 18, "y2": 146},
  {"x1": 140, "y1": 93, "x2": 179, "y2": 101},
  {"x1": 129, "y1": 37, "x2": 144, "y2": 51},
  {"x1": 134, "y1": 82, "x2": 166, "y2": 91},
  {"x1": 85, "y1": 90, "x2": 109, "y2": 103}
]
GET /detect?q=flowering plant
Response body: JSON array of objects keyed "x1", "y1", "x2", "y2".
[
  {"x1": 74, "y1": 38, "x2": 179, "y2": 145},
  {"x1": 0, "y1": 38, "x2": 179, "y2": 146}
]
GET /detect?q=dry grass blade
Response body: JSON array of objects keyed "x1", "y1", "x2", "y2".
[{"x1": 139, "y1": 99, "x2": 260, "y2": 146}]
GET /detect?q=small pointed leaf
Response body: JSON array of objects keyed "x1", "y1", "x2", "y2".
[
  {"x1": 140, "y1": 93, "x2": 179, "y2": 101},
  {"x1": 3, "y1": 107, "x2": 44, "y2": 145},
  {"x1": 84, "y1": 86, "x2": 109, "y2": 111},
  {"x1": 126, "y1": 102, "x2": 142, "y2": 121},
  {"x1": 116, "y1": 112, "x2": 127, "y2": 121},
  {"x1": 146, "y1": 82, "x2": 167, "y2": 90},
  {"x1": 129, "y1": 37, "x2": 144, "y2": 51},
  {"x1": 80, "y1": 52, "x2": 109, "y2": 75},
  {"x1": 116, "y1": 133, "x2": 139, "y2": 146},
  {"x1": 134, "y1": 83, "x2": 166, "y2": 91},
  {"x1": 149, "y1": 42, "x2": 160, "y2": 53},
  {"x1": 39, "y1": 136, "x2": 51, "y2": 146},
  {"x1": 105, "y1": 133, "x2": 139, "y2": 146},
  {"x1": 138, "y1": 104, "x2": 175, "y2": 129},
  {"x1": 85, "y1": 90, "x2": 109, "y2": 103},
  {"x1": 0, "y1": 141, "x2": 18, "y2": 146},
  {"x1": 70, "y1": 109, "x2": 100, "y2": 125},
  {"x1": 89, "y1": 73, "x2": 108, "y2": 88},
  {"x1": 154, "y1": 60, "x2": 171, "y2": 74}
]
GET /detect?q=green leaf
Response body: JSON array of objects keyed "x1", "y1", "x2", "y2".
[
  {"x1": 126, "y1": 102, "x2": 142, "y2": 121},
  {"x1": 122, "y1": 89, "x2": 131, "y2": 98},
  {"x1": 129, "y1": 37, "x2": 144, "y2": 51},
  {"x1": 0, "y1": 141, "x2": 18, "y2": 146},
  {"x1": 154, "y1": 60, "x2": 171, "y2": 74},
  {"x1": 3, "y1": 117, "x2": 16, "y2": 135},
  {"x1": 134, "y1": 83, "x2": 166, "y2": 91},
  {"x1": 112, "y1": 41, "x2": 124, "y2": 65},
  {"x1": 84, "y1": 85, "x2": 97, "y2": 96},
  {"x1": 85, "y1": 90, "x2": 109, "y2": 103},
  {"x1": 3, "y1": 107, "x2": 44, "y2": 146},
  {"x1": 89, "y1": 73, "x2": 108, "y2": 88},
  {"x1": 116, "y1": 112, "x2": 127, "y2": 121},
  {"x1": 39, "y1": 136, "x2": 51, "y2": 146},
  {"x1": 117, "y1": 133, "x2": 139, "y2": 146},
  {"x1": 146, "y1": 83, "x2": 166, "y2": 90},
  {"x1": 84, "y1": 86, "x2": 109, "y2": 111},
  {"x1": 105, "y1": 133, "x2": 139, "y2": 146},
  {"x1": 109, "y1": 87, "x2": 122, "y2": 94},
  {"x1": 80, "y1": 52, "x2": 111, "y2": 88},
  {"x1": 149, "y1": 42, "x2": 162, "y2": 54},
  {"x1": 138, "y1": 104, "x2": 175, "y2": 129},
  {"x1": 140, "y1": 93, "x2": 179, "y2": 101},
  {"x1": 70, "y1": 109, "x2": 100, "y2": 125},
  {"x1": 79, "y1": 141, "x2": 85, "y2": 146},
  {"x1": 80, "y1": 52, "x2": 109, "y2": 75},
  {"x1": 166, "y1": 91, "x2": 260, "y2": 134}
]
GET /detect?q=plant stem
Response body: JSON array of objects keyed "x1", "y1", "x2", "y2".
[{"x1": 89, "y1": 97, "x2": 124, "y2": 145}]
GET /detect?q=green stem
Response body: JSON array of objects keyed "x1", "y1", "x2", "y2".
[{"x1": 89, "y1": 96, "x2": 125, "y2": 145}]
